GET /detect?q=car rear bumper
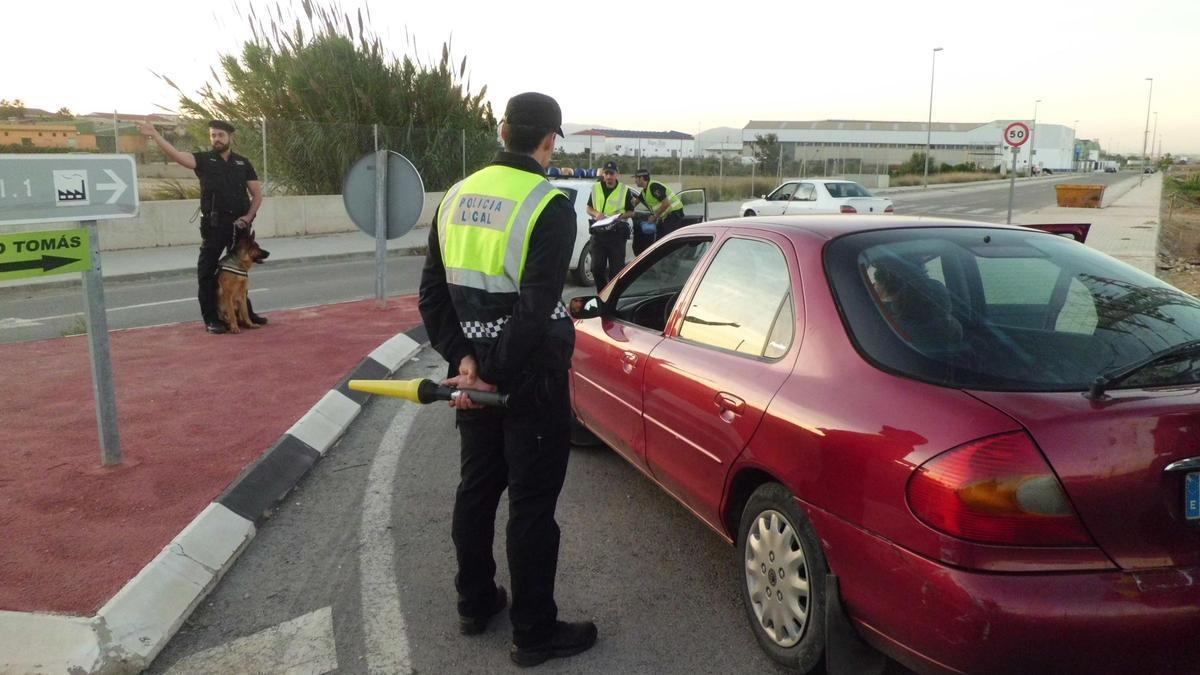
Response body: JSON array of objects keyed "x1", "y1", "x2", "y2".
[{"x1": 805, "y1": 503, "x2": 1200, "y2": 675}]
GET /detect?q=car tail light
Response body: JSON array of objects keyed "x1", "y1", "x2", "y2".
[
  {"x1": 884, "y1": 205, "x2": 894, "y2": 213},
  {"x1": 906, "y1": 432, "x2": 1093, "y2": 546},
  {"x1": 840, "y1": 205, "x2": 857, "y2": 214}
]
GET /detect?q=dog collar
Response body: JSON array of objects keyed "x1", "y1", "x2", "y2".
[{"x1": 219, "y1": 264, "x2": 248, "y2": 277}]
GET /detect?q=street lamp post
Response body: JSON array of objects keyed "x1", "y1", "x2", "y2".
[
  {"x1": 1151, "y1": 111, "x2": 1159, "y2": 164},
  {"x1": 1029, "y1": 99, "x2": 1041, "y2": 175},
  {"x1": 922, "y1": 47, "x2": 943, "y2": 188},
  {"x1": 1140, "y1": 77, "x2": 1153, "y2": 185},
  {"x1": 1073, "y1": 119, "x2": 1080, "y2": 171}
]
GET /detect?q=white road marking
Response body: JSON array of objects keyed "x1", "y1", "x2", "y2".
[
  {"x1": 359, "y1": 402, "x2": 419, "y2": 674},
  {"x1": 967, "y1": 208, "x2": 994, "y2": 214},
  {"x1": 164, "y1": 606, "x2": 337, "y2": 674},
  {"x1": 0, "y1": 289, "x2": 270, "y2": 327},
  {"x1": 935, "y1": 206, "x2": 966, "y2": 213}
]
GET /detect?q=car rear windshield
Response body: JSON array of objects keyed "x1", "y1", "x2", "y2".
[
  {"x1": 825, "y1": 227, "x2": 1200, "y2": 392},
  {"x1": 825, "y1": 182, "x2": 873, "y2": 198}
]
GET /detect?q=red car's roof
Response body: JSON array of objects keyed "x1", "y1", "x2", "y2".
[{"x1": 696, "y1": 214, "x2": 1036, "y2": 242}]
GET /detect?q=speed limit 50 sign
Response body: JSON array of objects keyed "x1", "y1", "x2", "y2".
[{"x1": 1004, "y1": 122, "x2": 1031, "y2": 148}]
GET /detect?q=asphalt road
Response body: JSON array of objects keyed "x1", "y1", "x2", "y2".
[
  {"x1": 144, "y1": 352, "x2": 797, "y2": 674},
  {"x1": 885, "y1": 171, "x2": 1132, "y2": 220},
  {"x1": 0, "y1": 255, "x2": 428, "y2": 344},
  {"x1": 0, "y1": 173, "x2": 1132, "y2": 346}
]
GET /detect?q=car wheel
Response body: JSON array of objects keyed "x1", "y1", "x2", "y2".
[
  {"x1": 744, "y1": 209, "x2": 757, "y2": 217},
  {"x1": 737, "y1": 483, "x2": 827, "y2": 673},
  {"x1": 573, "y1": 242, "x2": 594, "y2": 287}
]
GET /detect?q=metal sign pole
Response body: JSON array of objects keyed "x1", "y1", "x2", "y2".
[
  {"x1": 1006, "y1": 147, "x2": 1018, "y2": 224},
  {"x1": 374, "y1": 148, "x2": 388, "y2": 308},
  {"x1": 80, "y1": 219, "x2": 122, "y2": 465},
  {"x1": 261, "y1": 117, "x2": 268, "y2": 195}
]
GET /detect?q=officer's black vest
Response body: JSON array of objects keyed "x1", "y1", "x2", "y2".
[{"x1": 196, "y1": 151, "x2": 253, "y2": 217}]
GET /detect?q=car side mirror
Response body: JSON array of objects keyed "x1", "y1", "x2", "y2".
[
  {"x1": 569, "y1": 295, "x2": 603, "y2": 320},
  {"x1": 760, "y1": 194, "x2": 766, "y2": 199}
]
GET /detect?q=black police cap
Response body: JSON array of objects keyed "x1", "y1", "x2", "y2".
[
  {"x1": 208, "y1": 120, "x2": 236, "y2": 133},
  {"x1": 603, "y1": 161, "x2": 618, "y2": 173},
  {"x1": 633, "y1": 169, "x2": 650, "y2": 179},
  {"x1": 504, "y1": 92, "x2": 563, "y2": 137}
]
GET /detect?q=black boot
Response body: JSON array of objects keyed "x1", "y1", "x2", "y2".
[
  {"x1": 459, "y1": 586, "x2": 507, "y2": 636},
  {"x1": 510, "y1": 621, "x2": 597, "y2": 667}
]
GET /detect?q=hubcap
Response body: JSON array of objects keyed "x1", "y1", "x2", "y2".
[{"x1": 744, "y1": 509, "x2": 810, "y2": 648}]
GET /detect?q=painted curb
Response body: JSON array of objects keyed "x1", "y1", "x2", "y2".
[{"x1": 0, "y1": 329, "x2": 424, "y2": 674}]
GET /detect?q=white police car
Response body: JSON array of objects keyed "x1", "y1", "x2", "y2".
[{"x1": 549, "y1": 169, "x2": 707, "y2": 287}]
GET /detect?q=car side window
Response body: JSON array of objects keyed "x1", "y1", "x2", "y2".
[
  {"x1": 769, "y1": 183, "x2": 798, "y2": 201},
  {"x1": 795, "y1": 183, "x2": 816, "y2": 201},
  {"x1": 678, "y1": 237, "x2": 794, "y2": 358},
  {"x1": 611, "y1": 237, "x2": 713, "y2": 333}
]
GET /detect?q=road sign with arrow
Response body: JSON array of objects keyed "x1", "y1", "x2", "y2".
[
  {"x1": 0, "y1": 154, "x2": 138, "y2": 226},
  {"x1": 0, "y1": 227, "x2": 90, "y2": 280},
  {"x1": 0, "y1": 154, "x2": 130, "y2": 466}
]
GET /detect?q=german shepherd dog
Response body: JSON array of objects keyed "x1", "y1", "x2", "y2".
[{"x1": 216, "y1": 228, "x2": 269, "y2": 333}]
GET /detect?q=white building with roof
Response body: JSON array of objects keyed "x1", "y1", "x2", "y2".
[
  {"x1": 742, "y1": 119, "x2": 1077, "y2": 173},
  {"x1": 559, "y1": 129, "x2": 696, "y2": 159}
]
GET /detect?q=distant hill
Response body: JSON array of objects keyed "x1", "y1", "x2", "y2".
[
  {"x1": 695, "y1": 126, "x2": 744, "y2": 152},
  {"x1": 562, "y1": 123, "x2": 612, "y2": 135}
]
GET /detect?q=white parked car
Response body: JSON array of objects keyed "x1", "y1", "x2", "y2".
[{"x1": 740, "y1": 179, "x2": 893, "y2": 217}]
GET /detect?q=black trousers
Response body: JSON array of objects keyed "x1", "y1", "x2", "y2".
[
  {"x1": 656, "y1": 210, "x2": 685, "y2": 239},
  {"x1": 590, "y1": 234, "x2": 626, "y2": 292},
  {"x1": 196, "y1": 215, "x2": 255, "y2": 324},
  {"x1": 452, "y1": 369, "x2": 572, "y2": 647}
]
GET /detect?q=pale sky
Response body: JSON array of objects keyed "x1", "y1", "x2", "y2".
[{"x1": 6, "y1": 0, "x2": 1198, "y2": 154}]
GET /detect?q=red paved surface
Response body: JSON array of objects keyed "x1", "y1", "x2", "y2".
[{"x1": 0, "y1": 297, "x2": 420, "y2": 615}]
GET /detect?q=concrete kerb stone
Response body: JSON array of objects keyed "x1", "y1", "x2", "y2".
[
  {"x1": 0, "y1": 326, "x2": 425, "y2": 674},
  {"x1": 369, "y1": 333, "x2": 421, "y2": 372},
  {"x1": 0, "y1": 612, "x2": 102, "y2": 675},
  {"x1": 288, "y1": 390, "x2": 362, "y2": 456}
]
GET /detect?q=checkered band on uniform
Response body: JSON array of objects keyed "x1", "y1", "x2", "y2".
[{"x1": 460, "y1": 302, "x2": 569, "y2": 340}]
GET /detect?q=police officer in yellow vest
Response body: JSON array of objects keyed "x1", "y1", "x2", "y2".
[
  {"x1": 632, "y1": 169, "x2": 685, "y2": 253},
  {"x1": 585, "y1": 161, "x2": 636, "y2": 291},
  {"x1": 419, "y1": 92, "x2": 597, "y2": 668}
]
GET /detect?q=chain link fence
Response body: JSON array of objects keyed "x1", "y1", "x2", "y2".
[{"x1": 124, "y1": 119, "x2": 983, "y2": 204}]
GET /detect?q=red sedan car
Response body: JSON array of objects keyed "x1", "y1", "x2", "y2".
[{"x1": 567, "y1": 215, "x2": 1200, "y2": 674}]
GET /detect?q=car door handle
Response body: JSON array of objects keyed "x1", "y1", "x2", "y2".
[
  {"x1": 714, "y1": 392, "x2": 745, "y2": 415},
  {"x1": 622, "y1": 351, "x2": 638, "y2": 364}
]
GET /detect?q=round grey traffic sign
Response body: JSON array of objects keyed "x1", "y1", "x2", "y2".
[{"x1": 343, "y1": 151, "x2": 425, "y2": 240}]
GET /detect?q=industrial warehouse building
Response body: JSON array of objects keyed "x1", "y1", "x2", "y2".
[{"x1": 741, "y1": 119, "x2": 1080, "y2": 173}]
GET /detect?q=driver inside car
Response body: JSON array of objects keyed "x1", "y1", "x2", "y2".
[{"x1": 871, "y1": 262, "x2": 963, "y2": 348}]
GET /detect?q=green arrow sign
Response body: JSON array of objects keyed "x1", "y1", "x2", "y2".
[{"x1": 0, "y1": 228, "x2": 90, "y2": 280}]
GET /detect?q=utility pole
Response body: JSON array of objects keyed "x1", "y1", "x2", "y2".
[
  {"x1": 922, "y1": 47, "x2": 943, "y2": 187},
  {"x1": 1140, "y1": 77, "x2": 1153, "y2": 185}
]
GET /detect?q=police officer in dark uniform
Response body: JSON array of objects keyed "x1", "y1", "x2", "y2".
[
  {"x1": 138, "y1": 120, "x2": 266, "y2": 333},
  {"x1": 586, "y1": 161, "x2": 636, "y2": 291},
  {"x1": 419, "y1": 92, "x2": 597, "y2": 667}
]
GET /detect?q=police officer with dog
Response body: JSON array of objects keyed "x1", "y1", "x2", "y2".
[
  {"x1": 138, "y1": 119, "x2": 266, "y2": 334},
  {"x1": 418, "y1": 92, "x2": 597, "y2": 667}
]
